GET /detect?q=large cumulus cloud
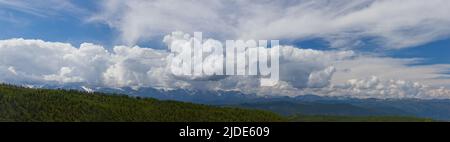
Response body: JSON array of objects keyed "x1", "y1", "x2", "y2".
[
  {"x1": 330, "y1": 76, "x2": 450, "y2": 99},
  {"x1": 162, "y1": 31, "x2": 352, "y2": 89},
  {"x1": 0, "y1": 32, "x2": 347, "y2": 91},
  {"x1": 0, "y1": 38, "x2": 177, "y2": 89}
]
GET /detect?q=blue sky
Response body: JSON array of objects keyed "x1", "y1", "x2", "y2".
[
  {"x1": 2, "y1": 6, "x2": 450, "y2": 66},
  {"x1": 0, "y1": 0, "x2": 448, "y2": 65},
  {"x1": 0, "y1": 0, "x2": 116, "y2": 46},
  {"x1": 1, "y1": 0, "x2": 450, "y2": 99}
]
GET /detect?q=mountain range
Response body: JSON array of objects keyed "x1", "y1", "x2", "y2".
[{"x1": 21, "y1": 84, "x2": 450, "y2": 121}]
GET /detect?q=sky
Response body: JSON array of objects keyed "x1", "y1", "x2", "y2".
[{"x1": 0, "y1": 0, "x2": 450, "y2": 99}]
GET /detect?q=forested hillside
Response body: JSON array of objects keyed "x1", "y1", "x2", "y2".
[
  {"x1": 0, "y1": 84, "x2": 284, "y2": 122},
  {"x1": 0, "y1": 84, "x2": 435, "y2": 122}
]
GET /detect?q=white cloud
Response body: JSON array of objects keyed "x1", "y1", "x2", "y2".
[
  {"x1": 162, "y1": 31, "x2": 356, "y2": 90},
  {"x1": 44, "y1": 67, "x2": 84, "y2": 83},
  {"x1": 90, "y1": 0, "x2": 235, "y2": 45},
  {"x1": 101, "y1": 45, "x2": 177, "y2": 89},
  {"x1": 0, "y1": 0, "x2": 88, "y2": 18},
  {"x1": 92, "y1": 0, "x2": 450, "y2": 48},
  {"x1": 308, "y1": 67, "x2": 335, "y2": 88},
  {"x1": 330, "y1": 76, "x2": 450, "y2": 99},
  {"x1": 7, "y1": 66, "x2": 17, "y2": 75},
  {"x1": 1, "y1": 33, "x2": 450, "y2": 99},
  {"x1": 0, "y1": 38, "x2": 175, "y2": 89},
  {"x1": 0, "y1": 34, "x2": 347, "y2": 91},
  {"x1": 332, "y1": 56, "x2": 450, "y2": 87}
]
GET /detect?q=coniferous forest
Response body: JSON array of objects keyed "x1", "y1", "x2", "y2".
[
  {"x1": 0, "y1": 84, "x2": 285, "y2": 122},
  {"x1": 0, "y1": 84, "x2": 434, "y2": 122}
]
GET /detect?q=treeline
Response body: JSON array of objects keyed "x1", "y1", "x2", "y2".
[
  {"x1": 0, "y1": 84, "x2": 285, "y2": 122},
  {"x1": 0, "y1": 84, "x2": 435, "y2": 122}
]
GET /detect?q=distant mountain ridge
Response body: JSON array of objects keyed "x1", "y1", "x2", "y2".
[
  {"x1": 18, "y1": 84, "x2": 450, "y2": 121},
  {"x1": 118, "y1": 87, "x2": 450, "y2": 121},
  {"x1": 0, "y1": 84, "x2": 435, "y2": 122}
]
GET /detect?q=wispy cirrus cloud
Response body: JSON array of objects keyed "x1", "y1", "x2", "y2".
[
  {"x1": 91, "y1": 0, "x2": 450, "y2": 49},
  {"x1": 0, "y1": 0, "x2": 89, "y2": 18}
]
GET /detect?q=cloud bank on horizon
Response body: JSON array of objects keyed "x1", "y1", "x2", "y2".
[
  {"x1": 0, "y1": 0, "x2": 450, "y2": 99},
  {"x1": 1, "y1": 32, "x2": 450, "y2": 99}
]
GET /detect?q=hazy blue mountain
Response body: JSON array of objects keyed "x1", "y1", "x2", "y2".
[
  {"x1": 234, "y1": 101, "x2": 411, "y2": 116},
  {"x1": 102, "y1": 87, "x2": 450, "y2": 121},
  {"x1": 20, "y1": 84, "x2": 450, "y2": 121}
]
